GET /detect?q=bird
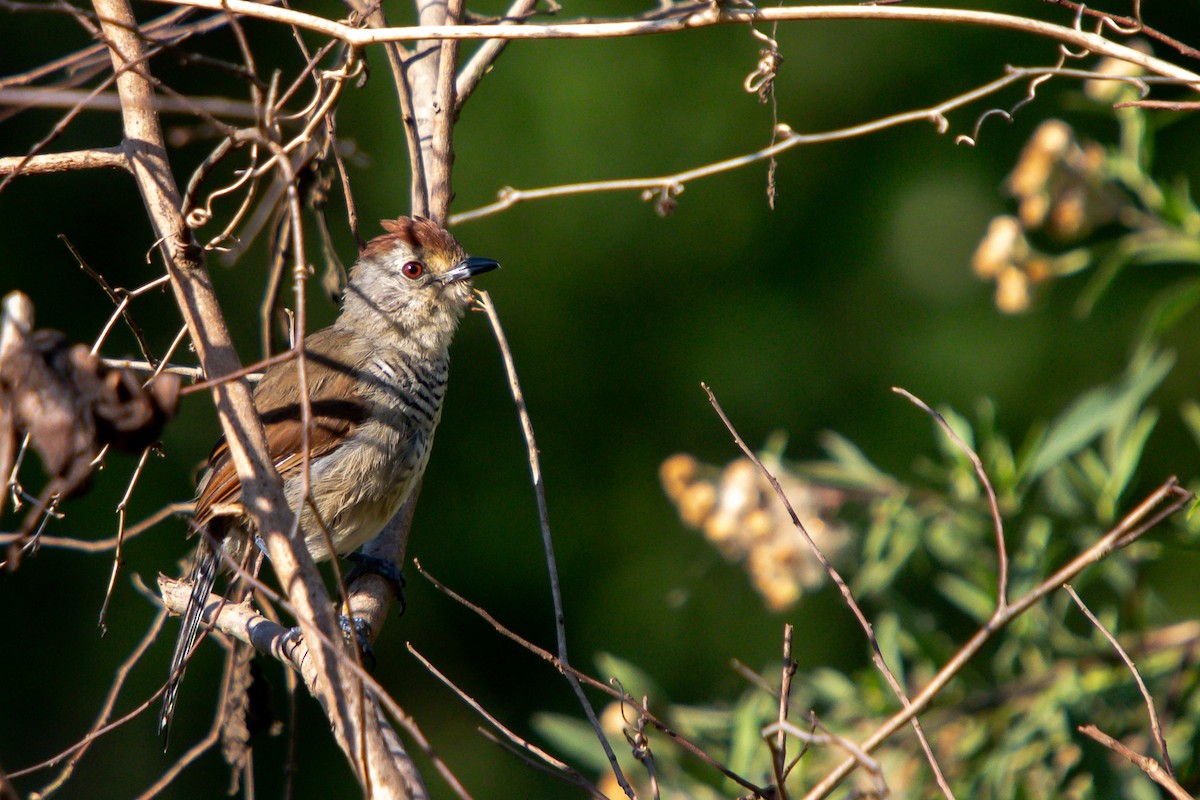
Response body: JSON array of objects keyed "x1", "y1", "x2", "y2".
[{"x1": 159, "y1": 215, "x2": 499, "y2": 743}]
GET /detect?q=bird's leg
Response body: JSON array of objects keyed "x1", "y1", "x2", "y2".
[
  {"x1": 344, "y1": 550, "x2": 407, "y2": 614},
  {"x1": 285, "y1": 616, "x2": 376, "y2": 671},
  {"x1": 337, "y1": 615, "x2": 376, "y2": 671}
]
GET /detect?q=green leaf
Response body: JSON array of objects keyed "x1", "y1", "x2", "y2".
[
  {"x1": 1100, "y1": 407, "x2": 1158, "y2": 516},
  {"x1": 595, "y1": 651, "x2": 664, "y2": 704},
  {"x1": 1180, "y1": 399, "x2": 1200, "y2": 452},
  {"x1": 1021, "y1": 348, "x2": 1173, "y2": 484},
  {"x1": 937, "y1": 572, "x2": 995, "y2": 624},
  {"x1": 805, "y1": 430, "x2": 895, "y2": 491},
  {"x1": 1137, "y1": 278, "x2": 1200, "y2": 344},
  {"x1": 728, "y1": 690, "x2": 773, "y2": 780},
  {"x1": 530, "y1": 712, "x2": 618, "y2": 773},
  {"x1": 933, "y1": 404, "x2": 976, "y2": 464}
]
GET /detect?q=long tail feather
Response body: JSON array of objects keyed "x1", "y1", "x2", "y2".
[{"x1": 159, "y1": 536, "x2": 219, "y2": 747}]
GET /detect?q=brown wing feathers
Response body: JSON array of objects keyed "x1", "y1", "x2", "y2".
[{"x1": 193, "y1": 328, "x2": 368, "y2": 524}]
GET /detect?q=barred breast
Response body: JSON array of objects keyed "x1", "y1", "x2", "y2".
[{"x1": 296, "y1": 347, "x2": 449, "y2": 561}]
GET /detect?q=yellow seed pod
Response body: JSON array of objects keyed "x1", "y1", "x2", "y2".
[
  {"x1": 678, "y1": 482, "x2": 717, "y2": 529},
  {"x1": 659, "y1": 453, "x2": 699, "y2": 501},
  {"x1": 1008, "y1": 120, "x2": 1073, "y2": 199},
  {"x1": 996, "y1": 266, "x2": 1032, "y2": 314},
  {"x1": 743, "y1": 508, "x2": 776, "y2": 542},
  {"x1": 972, "y1": 216, "x2": 1025, "y2": 279}
]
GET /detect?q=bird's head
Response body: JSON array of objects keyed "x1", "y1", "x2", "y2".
[{"x1": 341, "y1": 216, "x2": 499, "y2": 347}]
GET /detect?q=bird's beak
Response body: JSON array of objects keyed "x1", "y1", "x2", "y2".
[{"x1": 441, "y1": 256, "x2": 500, "y2": 284}]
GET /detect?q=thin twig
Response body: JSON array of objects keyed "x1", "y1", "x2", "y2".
[
  {"x1": 128, "y1": 0, "x2": 1200, "y2": 93},
  {"x1": 894, "y1": 387, "x2": 1008, "y2": 608},
  {"x1": 800, "y1": 477, "x2": 1191, "y2": 799},
  {"x1": 1076, "y1": 725, "x2": 1192, "y2": 800},
  {"x1": 408, "y1": 643, "x2": 602, "y2": 798},
  {"x1": 454, "y1": 0, "x2": 540, "y2": 109},
  {"x1": 1037, "y1": 0, "x2": 1199, "y2": 60},
  {"x1": 98, "y1": 446, "x2": 154, "y2": 633},
  {"x1": 90, "y1": 0, "x2": 397, "y2": 791},
  {"x1": 762, "y1": 718, "x2": 884, "y2": 790},
  {"x1": 0, "y1": 502, "x2": 192, "y2": 551},
  {"x1": 341, "y1": 0, "x2": 427, "y2": 217},
  {"x1": 134, "y1": 702, "x2": 222, "y2": 800},
  {"x1": 0, "y1": 147, "x2": 129, "y2": 175},
  {"x1": 1066, "y1": 585, "x2": 1175, "y2": 777},
  {"x1": 33, "y1": 609, "x2": 167, "y2": 799},
  {"x1": 179, "y1": 347, "x2": 295, "y2": 394},
  {"x1": 155, "y1": 575, "x2": 468, "y2": 799},
  {"x1": 704, "y1": 383, "x2": 957, "y2": 799},
  {"x1": 1114, "y1": 99, "x2": 1200, "y2": 110},
  {"x1": 450, "y1": 65, "x2": 1191, "y2": 224},
  {"x1": 414, "y1": 559, "x2": 770, "y2": 797},
  {"x1": 476, "y1": 290, "x2": 636, "y2": 798},
  {"x1": 772, "y1": 623, "x2": 797, "y2": 797},
  {"x1": 427, "y1": 0, "x2": 464, "y2": 223}
]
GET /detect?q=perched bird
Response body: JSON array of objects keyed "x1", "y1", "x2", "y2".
[{"x1": 160, "y1": 216, "x2": 499, "y2": 742}]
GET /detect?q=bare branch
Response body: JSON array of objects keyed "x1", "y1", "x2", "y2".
[
  {"x1": 33, "y1": 609, "x2": 167, "y2": 799},
  {"x1": 133, "y1": 0, "x2": 1200, "y2": 91},
  {"x1": 89, "y1": 0, "x2": 411, "y2": 792},
  {"x1": 476, "y1": 290, "x2": 636, "y2": 798},
  {"x1": 454, "y1": 0, "x2": 540, "y2": 108},
  {"x1": 1077, "y1": 725, "x2": 1193, "y2": 800},
  {"x1": 340, "y1": 0, "x2": 427, "y2": 217},
  {"x1": 894, "y1": 387, "x2": 1008, "y2": 608},
  {"x1": 0, "y1": 87, "x2": 260, "y2": 118},
  {"x1": 0, "y1": 147, "x2": 129, "y2": 176},
  {"x1": 704, "y1": 383, "x2": 957, "y2": 799},
  {"x1": 801, "y1": 476, "x2": 1192, "y2": 799},
  {"x1": 450, "y1": 64, "x2": 1193, "y2": 224},
  {"x1": 0, "y1": 502, "x2": 190, "y2": 551},
  {"x1": 1067, "y1": 585, "x2": 1175, "y2": 777},
  {"x1": 413, "y1": 563, "x2": 769, "y2": 796},
  {"x1": 408, "y1": 643, "x2": 605, "y2": 799},
  {"x1": 156, "y1": 575, "x2": 463, "y2": 799}
]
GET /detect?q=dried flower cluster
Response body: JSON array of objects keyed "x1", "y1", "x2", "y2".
[
  {"x1": 971, "y1": 115, "x2": 1125, "y2": 313},
  {"x1": 969, "y1": 50, "x2": 1154, "y2": 317},
  {"x1": 660, "y1": 453, "x2": 849, "y2": 610},
  {"x1": 0, "y1": 291, "x2": 180, "y2": 522}
]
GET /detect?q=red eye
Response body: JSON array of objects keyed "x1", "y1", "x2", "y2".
[{"x1": 402, "y1": 261, "x2": 424, "y2": 279}]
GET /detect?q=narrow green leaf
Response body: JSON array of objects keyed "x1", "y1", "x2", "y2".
[
  {"x1": 1180, "y1": 399, "x2": 1200, "y2": 451},
  {"x1": 937, "y1": 573, "x2": 995, "y2": 624},
  {"x1": 1103, "y1": 408, "x2": 1158, "y2": 509},
  {"x1": 809, "y1": 430, "x2": 895, "y2": 490},
  {"x1": 530, "y1": 712, "x2": 618, "y2": 773},
  {"x1": 595, "y1": 651, "x2": 664, "y2": 704},
  {"x1": 1023, "y1": 348, "x2": 1173, "y2": 483}
]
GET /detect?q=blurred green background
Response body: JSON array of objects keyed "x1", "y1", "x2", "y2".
[{"x1": 3, "y1": 1, "x2": 1200, "y2": 797}]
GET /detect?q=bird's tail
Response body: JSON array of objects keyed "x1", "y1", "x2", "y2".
[{"x1": 159, "y1": 536, "x2": 219, "y2": 747}]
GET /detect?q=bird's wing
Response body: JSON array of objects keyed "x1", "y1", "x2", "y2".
[{"x1": 194, "y1": 327, "x2": 371, "y2": 524}]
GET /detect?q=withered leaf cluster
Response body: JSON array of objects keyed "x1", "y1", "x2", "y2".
[{"x1": 0, "y1": 292, "x2": 180, "y2": 517}]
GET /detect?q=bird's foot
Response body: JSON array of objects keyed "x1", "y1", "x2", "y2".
[
  {"x1": 285, "y1": 616, "x2": 375, "y2": 670},
  {"x1": 345, "y1": 552, "x2": 406, "y2": 614},
  {"x1": 338, "y1": 615, "x2": 376, "y2": 671}
]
